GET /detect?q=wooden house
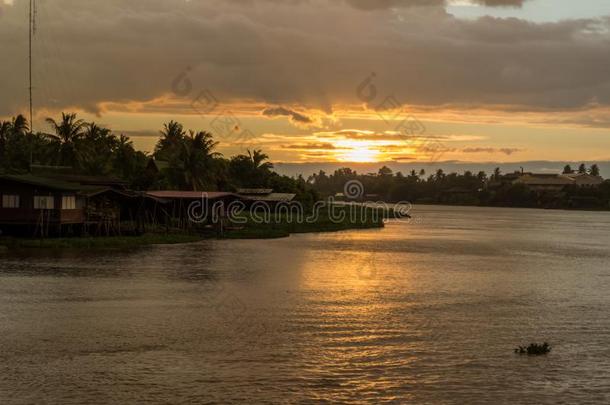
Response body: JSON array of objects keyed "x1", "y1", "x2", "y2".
[
  {"x1": 144, "y1": 191, "x2": 243, "y2": 230},
  {"x1": 0, "y1": 174, "x2": 141, "y2": 237},
  {"x1": 0, "y1": 174, "x2": 85, "y2": 236}
]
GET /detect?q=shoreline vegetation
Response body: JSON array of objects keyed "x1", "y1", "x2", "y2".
[
  {"x1": 0, "y1": 205, "x2": 387, "y2": 250},
  {"x1": 2, "y1": 113, "x2": 609, "y2": 251}
]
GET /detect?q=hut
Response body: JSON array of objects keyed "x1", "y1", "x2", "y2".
[
  {"x1": 236, "y1": 188, "x2": 296, "y2": 209},
  {"x1": 144, "y1": 191, "x2": 244, "y2": 231},
  {"x1": 0, "y1": 174, "x2": 85, "y2": 236},
  {"x1": 0, "y1": 174, "x2": 139, "y2": 237}
]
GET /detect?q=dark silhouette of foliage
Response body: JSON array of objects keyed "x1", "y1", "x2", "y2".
[
  {"x1": 578, "y1": 163, "x2": 587, "y2": 174},
  {"x1": 0, "y1": 113, "x2": 606, "y2": 210},
  {"x1": 590, "y1": 164, "x2": 600, "y2": 176},
  {"x1": 0, "y1": 113, "x2": 317, "y2": 204},
  {"x1": 515, "y1": 342, "x2": 551, "y2": 355}
]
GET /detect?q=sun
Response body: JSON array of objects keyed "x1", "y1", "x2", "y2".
[
  {"x1": 338, "y1": 148, "x2": 381, "y2": 163},
  {"x1": 332, "y1": 140, "x2": 383, "y2": 162}
]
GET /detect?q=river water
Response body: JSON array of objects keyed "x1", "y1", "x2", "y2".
[{"x1": 1, "y1": 205, "x2": 609, "y2": 404}]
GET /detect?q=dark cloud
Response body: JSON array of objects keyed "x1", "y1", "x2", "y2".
[
  {"x1": 282, "y1": 142, "x2": 336, "y2": 150},
  {"x1": 1, "y1": 0, "x2": 608, "y2": 121},
  {"x1": 392, "y1": 155, "x2": 416, "y2": 161},
  {"x1": 462, "y1": 147, "x2": 523, "y2": 155},
  {"x1": 262, "y1": 106, "x2": 313, "y2": 124}
]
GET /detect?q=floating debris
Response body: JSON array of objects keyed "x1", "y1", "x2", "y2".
[{"x1": 515, "y1": 342, "x2": 551, "y2": 355}]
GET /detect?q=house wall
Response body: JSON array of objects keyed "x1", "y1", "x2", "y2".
[{"x1": 0, "y1": 180, "x2": 85, "y2": 225}]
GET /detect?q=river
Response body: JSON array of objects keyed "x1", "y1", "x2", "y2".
[{"x1": 1, "y1": 205, "x2": 609, "y2": 404}]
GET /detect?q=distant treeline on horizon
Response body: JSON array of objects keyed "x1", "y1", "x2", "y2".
[{"x1": 2, "y1": 112, "x2": 609, "y2": 211}]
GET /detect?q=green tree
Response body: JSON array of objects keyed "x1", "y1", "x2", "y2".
[
  {"x1": 178, "y1": 131, "x2": 221, "y2": 191},
  {"x1": 228, "y1": 149, "x2": 274, "y2": 188},
  {"x1": 45, "y1": 113, "x2": 86, "y2": 166},
  {"x1": 378, "y1": 166, "x2": 393, "y2": 177},
  {"x1": 590, "y1": 164, "x2": 600, "y2": 177},
  {"x1": 563, "y1": 165, "x2": 573, "y2": 174},
  {"x1": 435, "y1": 168, "x2": 445, "y2": 181},
  {"x1": 249, "y1": 149, "x2": 274, "y2": 172},
  {"x1": 154, "y1": 121, "x2": 186, "y2": 161},
  {"x1": 77, "y1": 122, "x2": 118, "y2": 175}
]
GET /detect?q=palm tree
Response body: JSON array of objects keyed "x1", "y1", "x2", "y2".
[
  {"x1": 189, "y1": 130, "x2": 219, "y2": 158},
  {"x1": 155, "y1": 121, "x2": 186, "y2": 159},
  {"x1": 45, "y1": 113, "x2": 86, "y2": 166},
  {"x1": 45, "y1": 113, "x2": 85, "y2": 144},
  {"x1": 11, "y1": 115, "x2": 29, "y2": 135},
  {"x1": 248, "y1": 149, "x2": 273, "y2": 171},
  {"x1": 179, "y1": 131, "x2": 221, "y2": 190},
  {"x1": 113, "y1": 134, "x2": 137, "y2": 179},
  {"x1": 77, "y1": 122, "x2": 117, "y2": 174}
]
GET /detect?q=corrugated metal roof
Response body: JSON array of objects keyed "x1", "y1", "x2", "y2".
[
  {"x1": 0, "y1": 174, "x2": 82, "y2": 191},
  {"x1": 237, "y1": 188, "x2": 273, "y2": 195},
  {"x1": 561, "y1": 174, "x2": 604, "y2": 185},
  {"x1": 79, "y1": 187, "x2": 139, "y2": 199},
  {"x1": 244, "y1": 193, "x2": 296, "y2": 202},
  {"x1": 146, "y1": 191, "x2": 239, "y2": 200}
]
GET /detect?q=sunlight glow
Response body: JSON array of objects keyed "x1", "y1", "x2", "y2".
[
  {"x1": 338, "y1": 148, "x2": 381, "y2": 163},
  {"x1": 334, "y1": 140, "x2": 383, "y2": 163}
]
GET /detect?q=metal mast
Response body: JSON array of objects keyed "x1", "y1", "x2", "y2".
[
  {"x1": 28, "y1": 0, "x2": 36, "y2": 169},
  {"x1": 29, "y1": 0, "x2": 33, "y2": 130}
]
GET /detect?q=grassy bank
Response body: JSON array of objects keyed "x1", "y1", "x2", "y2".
[
  {"x1": 221, "y1": 204, "x2": 386, "y2": 239},
  {"x1": 0, "y1": 205, "x2": 388, "y2": 249}
]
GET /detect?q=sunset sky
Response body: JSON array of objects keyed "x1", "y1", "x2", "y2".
[{"x1": 2, "y1": 0, "x2": 610, "y2": 171}]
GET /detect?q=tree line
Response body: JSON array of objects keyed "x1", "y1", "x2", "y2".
[
  {"x1": 2, "y1": 113, "x2": 609, "y2": 210},
  {"x1": 309, "y1": 165, "x2": 610, "y2": 209},
  {"x1": 0, "y1": 113, "x2": 317, "y2": 206},
  {"x1": 563, "y1": 164, "x2": 600, "y2": 176}
]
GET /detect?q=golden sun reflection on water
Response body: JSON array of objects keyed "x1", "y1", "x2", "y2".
[{"x1": 287, "y1": 230, "x2": 426, "y2": 401}]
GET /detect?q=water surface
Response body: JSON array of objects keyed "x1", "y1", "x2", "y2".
[{"x1": 1, "y1": 205, "x2": 610, "y2": 404}]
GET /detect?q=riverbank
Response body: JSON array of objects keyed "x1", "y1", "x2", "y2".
[
  {"x1": 0, "y1": 233, "x2": 204, "y2": 250},
  {"x1": 0, "y1": 205, "x2": 387, "y2": 249}
]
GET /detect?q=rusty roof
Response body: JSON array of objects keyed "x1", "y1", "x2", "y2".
[
  {"x1": 244, "y1": 193, "x2": 296, "y2": 202},
  {"x1": 236, "y1": 188, "x2": 274, "y2": 195},
  {"x1": 0, "y1": 174, "x2": 82, "y2": 191},
  {"x1": 146, "y1": 191, "x2": 240, "y2": 200}
]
